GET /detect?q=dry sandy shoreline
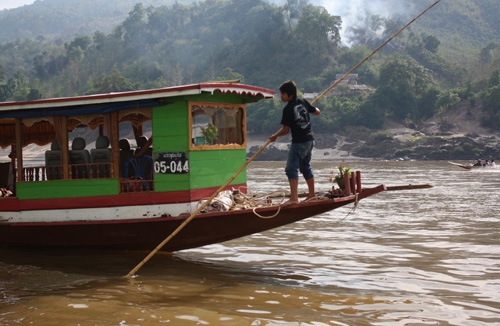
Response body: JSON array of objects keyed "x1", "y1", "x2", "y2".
[{"x1": 246, "y1": 134, "x2": 367, "y2": 162}]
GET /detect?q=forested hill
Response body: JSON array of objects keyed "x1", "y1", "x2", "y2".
[
  {"x1": 0, "y1": 0, "x2": 193, "y2": 42},
  {"x1": 413, "y1": 0, "x2": 500, "y2": 62},
  {"x1": 1, "y1": 0, "x2": 500, "y2": 136},
  {"x1": 1, "y1": 0, "x2": 499, "y2": 57}
]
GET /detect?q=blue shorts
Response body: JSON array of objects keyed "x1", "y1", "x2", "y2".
[{"x1": 285, "y1": 141, "x2": 314, "y2": 181}]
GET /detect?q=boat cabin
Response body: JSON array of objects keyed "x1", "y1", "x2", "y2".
[{"x1": 0, "y1": 83, "x2": 275, "y2": 207}]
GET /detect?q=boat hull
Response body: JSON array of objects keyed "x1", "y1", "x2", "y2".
[
  {"x1": 0, "y1": 185, "x2": 386, "y2": 252},
  {"x1": 448, "y1": 161, "x2": 498, "y2": 171}
]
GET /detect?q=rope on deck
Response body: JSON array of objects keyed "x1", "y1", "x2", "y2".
[{"x1": 197, "y1": 187, "x2": 334, "y2": 218}]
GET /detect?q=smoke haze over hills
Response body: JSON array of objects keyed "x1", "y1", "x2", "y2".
[{"x1": 268, "y1": 0, "x2": 425, "y2": 46}]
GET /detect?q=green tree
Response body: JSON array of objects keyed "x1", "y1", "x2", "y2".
[
  {"x1": 418, "y1": 86, "x2": 440, "y2": 119},
  {"x1": 247, "y1": 97, "x2": 284, "y2": 134},
  {"x1": 481, "y1": 69, "x2": 500, "y2": 127},
  {"x1": 86, "y1": 69, "x2": 137, "y2": 95},
  {"x1": 358, "y1": 98, "x2": 385, "y2": 129},
  {"x1": 423, "y1": 34, "x2": 440, "y2": 53},
  {"x1": 373, "y1": 54, "x2": 433, "y2": 121},
  {"x1": 0, "y1": 70, "x2": 24, "y2": 102},
  {"x1": 295, "y1": 5, "x2": 341, "y2": 56},
  {"x1": 488, "y1": 69, "x2": 500, "y2": 87},
  {"x1": 302, "y1": 76, "x2": 325, "y2": 92},
  {"x1": 27, "y1": 88, "x2": 43, "y2": 101},
  {"x1": 435, "y1": 90, "x2": 461, "y2": 113},
  {"x1": 66, "y1": 36, "x2": 92, "y2": 53},
  {"x1": 216, "y1": 68, "x2": 245, "y2": 83},
  {"x1": 67, "y1": 46, "x2": 84, "y2": 62},
  {"x1": 283, "y1": 0, "x2": 310, "y2": 30},
  {"x1": 481, "y1": 85, "x2": 500, "y2": 128},
  {"x1": 116, "y1": 3, "x2": 148, "y2": 47},
  {"x1": 480, "y1": 42, "x2": 498, "y2": 63}
]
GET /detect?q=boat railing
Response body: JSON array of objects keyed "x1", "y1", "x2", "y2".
[
  {"x1": 22, "y1": 163, "x2": 154, "y2": 192},
  {"x1": 22, "y1": 162, "x2": 115, "y2": 182},
  {"x1": 23, "y1": 165, "x2": 49, "y2": 182}
]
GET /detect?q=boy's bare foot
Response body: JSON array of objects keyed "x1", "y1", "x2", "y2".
[
  {"x1": 282, "y1": 199, "x2": 300, "y2": 206},
  {"x1": 302, "y1": 195, "x2": 317, "y2": 202}
]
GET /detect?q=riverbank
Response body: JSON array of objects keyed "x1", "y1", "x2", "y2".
[{"x1": 247, "y1": 103, "x2": 500, "y2": 162}]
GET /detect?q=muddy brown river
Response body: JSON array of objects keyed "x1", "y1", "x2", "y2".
[{"x1": 1, "y1": 161, "x2": 499, "y2": 325}]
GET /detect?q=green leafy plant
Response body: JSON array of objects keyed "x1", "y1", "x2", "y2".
[
  {"x1": 201, "y1": 122, "x2": 218, "y2": 144},
  {"x1": 330, "y1": 164, "x2": 351, "y2": 190}
]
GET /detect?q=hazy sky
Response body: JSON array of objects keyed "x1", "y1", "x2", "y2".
[{"x1": 0, "y1": 0, "x2": 35, "y2": 10}]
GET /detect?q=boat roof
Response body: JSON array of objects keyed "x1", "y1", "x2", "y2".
[{"x1": 0, "y1": 82, "x2": 275, "y2": 119}]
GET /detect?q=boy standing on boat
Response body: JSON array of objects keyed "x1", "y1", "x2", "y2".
[{"x1": 269, "y1": 80, "x2": 321, "y2": 205}]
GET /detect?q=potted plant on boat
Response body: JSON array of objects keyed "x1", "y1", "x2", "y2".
[
  {"x1": 331, "y1": 164, "x2": 351, "y2": 191},
  {"x1": 201, "y1": 122, "x2": 218, "y2": 145}
]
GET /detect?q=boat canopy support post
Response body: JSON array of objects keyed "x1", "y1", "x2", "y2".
[
  {"x1": 15, "y1": 119, "x2": 23, "y2": 182},
  {"x1": 109, "y1": 111, "x2": 121, "y2": 180}
]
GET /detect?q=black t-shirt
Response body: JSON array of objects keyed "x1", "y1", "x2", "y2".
[{"x1": 280, "y1": 98, "x2": 316, "y2": 143}]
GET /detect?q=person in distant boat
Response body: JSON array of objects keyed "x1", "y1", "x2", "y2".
[
  {"x1": 269, "y1": 80, "x2": 321, "y2": 205},
  {"x1": 473, "y1": 159, "x2": 482, "y2": 167},
  {"x1": 491, "y1": 159, "x2": 496, "y2": 167},
  {"x1": 484, "y1": 160, "x2": 490, "y2": 166}
]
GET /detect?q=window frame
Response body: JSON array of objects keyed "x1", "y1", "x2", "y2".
[{"x1": 189, "y1": 101, "x2": 247, "y2": 151}]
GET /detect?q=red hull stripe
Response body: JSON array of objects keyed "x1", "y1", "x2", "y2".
[{"x1": 0, "y1": 184, "x2": 245, "y2": 212}]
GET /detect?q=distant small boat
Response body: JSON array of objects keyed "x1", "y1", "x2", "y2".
[{"x1": 448, "y1": 161, "x2": 498, "y2": 171}]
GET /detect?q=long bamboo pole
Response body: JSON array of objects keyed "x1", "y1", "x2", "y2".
[
  {"x1": 125, "y1": 139, "x2": 271, "y2": 277},
  {"x1": 125, "y1": 0, "x2": 441, "y2": 277},
  {"x1": 311, "y1": 0, "x2": 441, "y2": 105}
]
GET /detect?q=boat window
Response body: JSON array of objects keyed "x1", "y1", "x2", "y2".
[
  {"x1": 10, "y1": 107, "x2": 157, "y2": 187},
  {"x1": 19, "y1": 115, "x2": 110, "y2": 181},
  {"x1": 117, "y1": 112, "x2": 154, "y2": 192},
  {"x1": 190, "y1": 101, "x2": 246, "y2": 150}
]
